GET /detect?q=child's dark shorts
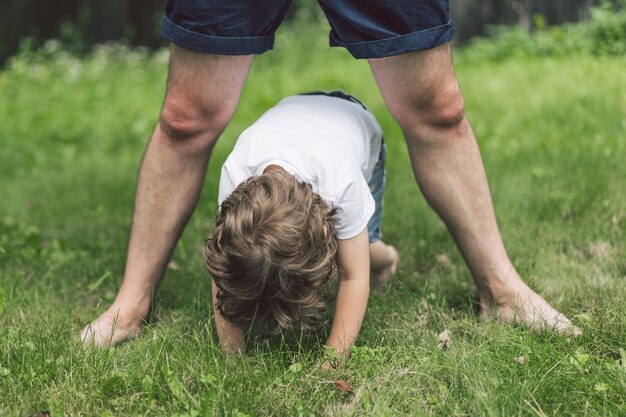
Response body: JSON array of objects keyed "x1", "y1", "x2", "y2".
[{"x1": 161, "y1": 0, "x2": 454, "y2": 59}]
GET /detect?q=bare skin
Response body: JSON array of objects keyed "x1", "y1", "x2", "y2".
[
  {"x1": 369, "y1": 43, "x2": 579, "y2": 335},
  {"x1": 82, "y1": 41, "x2": 579, "y2": 348},
  {"x1": 369, "y1": 241, "x2": 398, "y2": 292},
  {"x1": 81, "y1": 46, "x2": 255, "y2": 347}
]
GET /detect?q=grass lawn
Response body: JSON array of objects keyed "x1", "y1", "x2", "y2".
[{"x1": 1, "y1": 24, "x2": 625, "y2": 416}]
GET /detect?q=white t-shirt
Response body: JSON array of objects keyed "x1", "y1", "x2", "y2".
[{"x1": 218, "y1": 94, "x2": 383, "y2": 240}]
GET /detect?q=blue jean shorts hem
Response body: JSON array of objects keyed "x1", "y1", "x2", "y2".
[
  {"x1": 331, "y1": 21, "x2": 455, "y2": 59},
  {"x1": 160, "y1": 16, "x2": 274, "y2": 55}
]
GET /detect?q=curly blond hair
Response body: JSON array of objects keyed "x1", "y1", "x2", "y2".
[{"x1": 204, "y1": 170, "x2": 337, "y2": 334}]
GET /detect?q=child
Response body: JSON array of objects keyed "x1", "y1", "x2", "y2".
[{"x1": 204, "y1": 91, "x2": 398, "y2": 355}]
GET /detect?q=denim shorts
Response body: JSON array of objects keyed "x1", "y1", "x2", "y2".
[
  {"x1": 161, "y1": 0, "x2": 454, "y2": 59},
  {"x1": 366, "y1": 140, "x2": 386, "y2": 244}
]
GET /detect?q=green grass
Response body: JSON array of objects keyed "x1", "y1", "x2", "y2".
[{"x1": 1, "y1": 23, "x2": 625, "y2": 416}]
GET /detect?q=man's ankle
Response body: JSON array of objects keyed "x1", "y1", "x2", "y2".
[{"x1": 108, "y1": 296, "x2": 152, "y2": 319}]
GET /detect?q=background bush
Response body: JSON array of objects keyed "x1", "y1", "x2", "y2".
[{"x1": 459, "y1": 0, "x2": 626, "y2": 62}]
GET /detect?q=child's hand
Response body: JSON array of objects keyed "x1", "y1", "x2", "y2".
[
  {"x1": 322, "y1": 344, "x2": 346, "y2": 369},
  {"x1": 212, "y1": 280, "x2": 245, "y2": 354},
  {"x1": 319, "y1": 347, "x2": 354, "y2": 393}
]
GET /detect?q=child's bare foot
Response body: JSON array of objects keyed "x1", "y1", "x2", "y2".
[
  {"x1": 80, "y1": 303, "x2": 147, "y2": 348},
  {"x1": 372, "y1": 244, "x2": 398, "y2": 292},
  {"x1": 480, "y1": 280, "x2": 581, "y2": 336}
]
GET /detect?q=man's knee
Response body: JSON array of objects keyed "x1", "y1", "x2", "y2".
[
  {"x1": 393, "y1": 79, "x2": 466, "y2": 136},
  {"x1": 158, "y1": 92, "x2": 235, "y2": 147},
  {"x1": 424, "y1": 83, "x2": 465, "y2": 129}
]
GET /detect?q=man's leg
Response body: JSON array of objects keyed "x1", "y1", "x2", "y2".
[
  {"x1": 81, "y1": 45, "x2": 254, "y2": 347},
  {"x1": 369, "y1": 43, "x2": 579, "y2": 334}
]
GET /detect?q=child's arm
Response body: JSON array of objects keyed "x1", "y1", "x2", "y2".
[
  {"x1": 326, "y1": 228, "x2": 370, "y2": 357},
  {"x1": 212, "y1": 280, "x2": 245, "y2": 354}
]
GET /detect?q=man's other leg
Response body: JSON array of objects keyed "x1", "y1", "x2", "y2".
[
  {"x1": 81, "y1": 45, "x2": 254, "y2": 347},
  {"x1": 369, "y1": 43, "x2": 579, "y2": 334}
]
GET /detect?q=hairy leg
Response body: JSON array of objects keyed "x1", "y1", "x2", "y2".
[
  {"x1": 369, "y1": 43, "x2": 579, "y2": 335},
  {"x1": 81, "y1": 45, "x2": 254, "y2": 347},
  {"x1": 369, "y1": 241, "x2": 398, "y2": 292}
]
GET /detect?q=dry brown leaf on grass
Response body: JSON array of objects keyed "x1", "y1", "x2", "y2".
[
  {"x1": 437, "y1": 329, "x2": 452, "y2": 349},
  {"x1": 335, "y1": 379, "x2": 354, "y2": 393}
]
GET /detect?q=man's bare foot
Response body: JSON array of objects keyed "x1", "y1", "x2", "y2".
[
  {"x1": 80, "y1": 303, "x2": 148, "y2": 348},
  {"x1": 480, "y1": 280, "x2": 581, "y2": 336},
  {"x1": 372, "y1": 245, "x2": 399, "y2": 292}
]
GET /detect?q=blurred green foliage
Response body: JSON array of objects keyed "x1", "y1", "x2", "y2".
[{"x1": 459, "y1": 0, "x2": 626, "y2": 62}]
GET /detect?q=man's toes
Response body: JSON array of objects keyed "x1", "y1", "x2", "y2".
[
  {"x1": 80, "y1": 316, "x2": 133, "y2": 348},
  {"x1": 552, "y1": 315, "x2": 582, "y2": 337},
  {"x1": 80, "y1": 325, "x2": 95, "y2": 348},
  {"x1": 80, "y1": 320, "x2": 110, "y2": 348},
  {"x1": 562, "y1": 323, "x2": 582, "y2": 337}
]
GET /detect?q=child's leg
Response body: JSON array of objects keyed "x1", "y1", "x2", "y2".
[
  {"x1": 370, "y1": 240, "x2": 398, "y2": 292},
  {"x1": 366, "y1": 137, "x2": 396, "y2": 291}
]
